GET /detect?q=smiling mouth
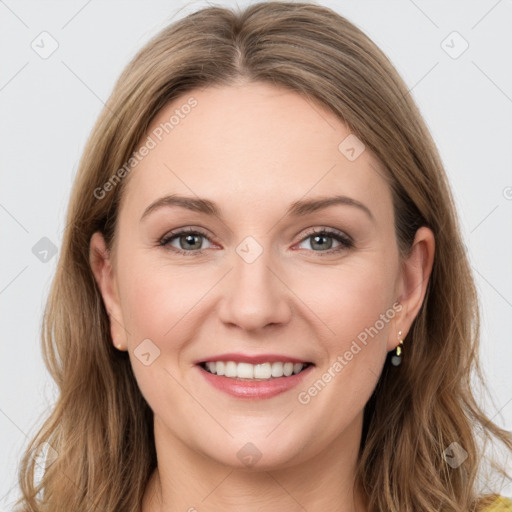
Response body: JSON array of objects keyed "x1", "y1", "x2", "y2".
[{"x1": 198, "y1": 361, "x2": 313, "y2": 381}]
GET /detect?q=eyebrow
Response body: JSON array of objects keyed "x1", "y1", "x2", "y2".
[{"x1": 140, "y1": 193, "x2": 374, "y2": 222}]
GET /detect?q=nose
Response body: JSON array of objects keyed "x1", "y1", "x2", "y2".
[{"x1": 216, "y1": 240, "x2": 292, "y2": 332}]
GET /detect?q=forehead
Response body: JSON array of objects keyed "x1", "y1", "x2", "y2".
[{"x1": 120, "y1": 82, "x2": 392, "y2": 222}]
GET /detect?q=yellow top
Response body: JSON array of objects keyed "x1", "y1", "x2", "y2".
[{"x1": 482, "y1": 496, "x2": 512, "y2": 511}]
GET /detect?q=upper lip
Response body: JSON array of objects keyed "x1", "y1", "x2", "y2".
[{"x1": 195, "y1": 353, "x2": 313, "y2": 365}]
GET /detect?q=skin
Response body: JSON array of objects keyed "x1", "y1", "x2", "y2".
[{"x1": 90, "y1": 81, "x2": 435, "y2": 512}]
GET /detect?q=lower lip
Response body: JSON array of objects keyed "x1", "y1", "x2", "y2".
[{"x1": 197, "y1": 364, "x2": 314, "y2": 399}]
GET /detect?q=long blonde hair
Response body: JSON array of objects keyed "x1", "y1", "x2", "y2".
[{"x1": 15, "y1": 2, "x2": 512, "y2": 511}]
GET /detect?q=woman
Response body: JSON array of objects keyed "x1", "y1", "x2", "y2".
[{"x1": 15, "y1": 2, "x2": 512, "y2": 511}]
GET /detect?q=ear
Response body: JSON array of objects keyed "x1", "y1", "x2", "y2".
[
  {"x1": 390, "y1": 226, "x2": 435, "y2": 351},
  {"x1": 89, "y1": 232, "x2": 127, "y2": 351}
]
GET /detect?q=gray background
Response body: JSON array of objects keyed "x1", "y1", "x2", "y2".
[{"x1": 1, "y1": 0, "x2": 511, "y2": 508}]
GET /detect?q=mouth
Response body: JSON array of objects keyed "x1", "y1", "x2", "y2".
[
  {"x1": 194, "y1": 352, "x2": 315, "y2": 399},
  {"x1": 198, "y1": 360, "x2": 313, "y2": 381}
]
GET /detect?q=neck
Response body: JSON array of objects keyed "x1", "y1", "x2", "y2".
[{"x1": 142, "y1": 413, "x2": 368, "y2": 512}]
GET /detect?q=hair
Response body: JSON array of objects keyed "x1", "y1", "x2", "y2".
[{"x1": 15, "y1": 2, "x2": 512, "y2": 511}]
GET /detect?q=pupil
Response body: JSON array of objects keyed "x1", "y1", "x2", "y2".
[
  {"x1": 312, "y1": 234, "x2": 332, "y2": 250},
  {"x1": 182, "y1": 234, "x2": 201, "y2": 250}
]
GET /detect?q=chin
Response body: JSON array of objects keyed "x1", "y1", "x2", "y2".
[{"x1": 199, "y1": 432, "x2": 308, "y2": 471}]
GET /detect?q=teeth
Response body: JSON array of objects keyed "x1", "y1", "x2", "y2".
[
  {"x1": 293, "y1": 362, "x2": 303, "y2": 374},
  {"x1": 254, "y1": 363, "x2": 271, "y2": 379},
  {"x1": 237, "y1": 362, "x2": 254, "y2": 379},
  {"x1": 203, "y1": 361, "x2": 308, "y2": 380},
  {"x1": 225, "y1": 361, "x2": 237, "y2": 377}
]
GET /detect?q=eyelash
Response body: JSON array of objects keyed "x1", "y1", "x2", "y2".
[{"x1": 158, "y1": 226, "x2": 354, "y2": 257}]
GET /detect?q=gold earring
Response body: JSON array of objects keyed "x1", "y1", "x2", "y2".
[{"x1": 391, "y1": 330, "x2": 404, "y2": 366}]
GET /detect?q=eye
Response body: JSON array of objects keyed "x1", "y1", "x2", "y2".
[
  {"x1": 158, "y1": 226, "x2": 353, "y2": 256},
  {"x1": 159, "y1": 228, "x2": 214, "y2": 255},
  {"x1": 296, "y1": 227, "x2": 353, "y2": 255}
]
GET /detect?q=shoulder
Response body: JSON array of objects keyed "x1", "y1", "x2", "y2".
[{"x1": 480, "y1": 495, "x2": 512, "y2": 511}]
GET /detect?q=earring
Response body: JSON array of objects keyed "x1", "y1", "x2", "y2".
[{"x1": 391, "y1": 330, "x2": 404, "y2": 366}]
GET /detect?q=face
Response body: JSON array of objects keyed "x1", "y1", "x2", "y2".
[{"x1": 91, "y1": 82, "x2": 431, "y2": 471}]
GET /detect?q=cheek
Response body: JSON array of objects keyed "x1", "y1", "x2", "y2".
[
  {"x1": 295, "y1": 258, "x2": 396, "y2": 403},
  {"x1": 294, "y1": 257, "x2": 397, "y2": 343},
  {"x1": 117, "y1": 261, "x2": 210, "y2": 413},
  {"x1": 119, "y1": 257, "x2": 211, "y2": 339}
]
